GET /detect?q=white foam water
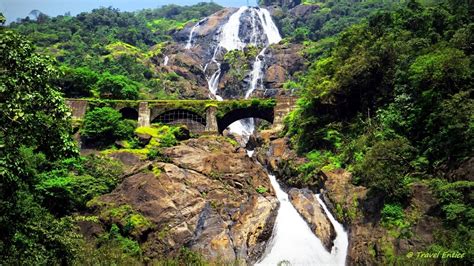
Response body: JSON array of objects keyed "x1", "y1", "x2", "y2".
[
  {"x1": 203, "y1": 6, "x2": 282, "y2": 137},
  {"x1": 256, "y1": 175, "x2": 348, "y2": 265}
]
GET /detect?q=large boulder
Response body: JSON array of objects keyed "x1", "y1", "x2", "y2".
[
  {"x1": 288, "y1": 188, "x2": 336, "y2": 251},
  {"x1": 89, "y1": 136, "x2": 278, "y2": 263}
]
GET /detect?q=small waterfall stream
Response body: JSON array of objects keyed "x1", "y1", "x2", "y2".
[{"x1": 185, "y1": 18, "x2": 206, "y2": 49}]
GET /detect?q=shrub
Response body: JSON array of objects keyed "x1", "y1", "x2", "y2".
[
  {"x1": 353, "y1": 138, "x2": 416, "y2": 202},
  {"x1": 95, "y1": 72, "x2": 140, "y2": 100},
  {"x1": 81, "y1": 107, "x2": 135, "y2": 147},
  {"x1": 381, "y1": 203, "x2": 405, "y2": 228},
  {"x1": 256, "y1": 186, "x2": 268, "y2": 194},
  {"x1": 36, "y1": 155, "x2": 124, "y2": 214}
]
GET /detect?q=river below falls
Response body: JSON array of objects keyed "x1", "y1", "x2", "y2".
[{"x1": 256, "y1": 173, "x2": 348, "y2": 265}]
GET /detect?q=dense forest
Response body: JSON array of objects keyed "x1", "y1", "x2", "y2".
[
  {"x1": 1, "y1": 0, "x2": 472, "y2": 264},
  {"x1": 9, "y1": 3, "x2": 223, "y2": 100},
  {"x1": 285, "y1": 0, "x2": 473, "y2": 261}
]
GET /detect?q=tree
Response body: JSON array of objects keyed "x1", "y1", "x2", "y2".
[
  {"x1": 354, "y1": 138, "x2": 416, "y2": 202},
  {"x1": 80, "y1": 107, "x2": 135, "y2": 146},
  {"x1": 96, "y1": 73, "x2": 140, "y2": 99},
  {"x1": 0, "y1": 12, "x2": 5, "y2": 25},
  {"x1": 56, "y1": 66, "x2": 98, "y2": 98},
  {"x1": 0, "y1": 28, "x2": 77, "y2": 169},
  {"x1": 0, "y1": 27, "x2": 78, "y2": 263}
]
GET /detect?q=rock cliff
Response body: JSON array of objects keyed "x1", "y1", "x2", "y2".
[
  {"x1": 152, "y1": 7, "x2": 306, "y2": 100},
  {"x1": 85, "y1": 136, "x2": 278, "y2": 263}
]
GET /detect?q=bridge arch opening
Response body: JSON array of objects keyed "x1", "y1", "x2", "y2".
[
  {"x1": 217, "y1": 107, "x2": 274, "y2": 134},
  {"x1": 119, "y1": 107, "x2": 139, "y2": 120},
  {"x1": 152, "y1": 109, "x2": 206, "y2": 133}
]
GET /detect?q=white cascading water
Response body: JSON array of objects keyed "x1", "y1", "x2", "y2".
[
  {"x1": 163, "y1": 55, "x2": 169, "y2": 66},
  {"x1": 257, "y1": 175, "x2": 348, "y2": 265},
  {"x1": 204, "y1": 6, "x2": 281, "y2": 138},
  {"x1": 185, "y1": 18, "x2": 206, "y2": 50}
]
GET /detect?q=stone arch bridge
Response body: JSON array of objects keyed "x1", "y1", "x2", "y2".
[{"x1": 66, "y1": 96, "x2": 297, "y2": 134}]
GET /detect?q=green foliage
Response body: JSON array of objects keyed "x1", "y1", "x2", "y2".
[
  {"x1": 221, "y1": 47, "x2": 259, "y2": 95},
  {"x1": 174, "y1": 247, "x2": 207, "y2": 265},
  {"x1": 272, "y1": 0, "x2": 398, "y2": 42},
  {"x1": 135, "y1": 125, "x2": 180, "y2": 147},
  {"x1": 55, "y1": 66, "x2": 98, "y2": 97},
  {"x1": 256, "y1": 186, "x2": 268, "y2": 194},
  {"x1": 285, "y1": 1, "x2": 472, "y2": 263},
  {"x1": 381, "y1": 203, "x2": 408, "y2": 229},
  {"x1": 353, "y1": 138, "x2": 415, "y2": 201},
  {"x1": 298, "y1": 150, "x2": 342, "y2": 181},
  {"x1": 35, "y1": 155, "x2": 124, "y2": 215},
  {"x1": 0, "y1": 193, "x2": 82, "y2": 265},
  {"x1": 0, "y1": 12, "x2": 5, "y2": 25},
  {"x1": 81, "y1": 107, "x2": 135, "y2": 147},
  {"x1": 0, "y1": 29, "x2": 77, "y2": 162},
  {"x1": 9, "y1": 3, "x2": 223, "y2": 100},
  {"x1": 0, "y1": 27, "x2": 81, "y2": 263},
  {"x1": 431, "y1": 179, "x2": 474, "y2": 226},
  {"x1": 96, "y1": 73, "x2": 140, "y2": 100},
  {"x1": 98, "y1": 224, "x2": 142, "y2": 257}
]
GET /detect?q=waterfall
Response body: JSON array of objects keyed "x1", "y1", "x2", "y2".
[
  {"x1": 163, "y1": 55, "x2": 169, "y2": 66},
  {"x1": 257, "y1": 175, "x2": 348, "y2": 265},
  {"x1": 185, "y1": 18, "x2": 206, "y2": 50},
  {"x1": 196, "y1": 6, "x2": 349, "y2": 264},
  {"x1": 204, "y1": 6, "x2": 282, "y2": 138}
]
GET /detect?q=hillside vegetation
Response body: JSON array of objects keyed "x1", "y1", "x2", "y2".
[
  {"x1": 285, "y1": 0, "x2": 473, "y2": 262},
  {"x1": 0, "y1": 0, "x2": 472, "y2": 264},
  {"x1": 9, "y1": 3, "x2": 223, "y2": 99}
]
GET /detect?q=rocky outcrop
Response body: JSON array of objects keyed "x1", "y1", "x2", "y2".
[
  {"x1": 156, "y1": 7, "x2": 308, "y2": 100},
  {"x1": 88, "y1": 136, "x2": 278, "y2": 263},
  {"x1": 288, "y1": 188, "x2": 336, "y2": 251},
  {"x1": 323, "y1": 169, "x2": 443, "y2": 265}
]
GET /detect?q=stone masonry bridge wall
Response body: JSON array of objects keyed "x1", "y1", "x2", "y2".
[{"x1": 66, "y1": 97, "x2": 297, "y2": 134}]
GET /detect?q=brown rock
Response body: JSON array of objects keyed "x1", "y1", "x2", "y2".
[
  {"x1": 288, "y1": 188, "x2": 336, "y2": 251},
  {"x1": 265, "y1": 65, "x2": 286, "y2": 87},
  {"x1": 108, "y1": 151, "x2": 142, "y2": 167},
  {"x1": 136, "y1": 133, "x2": 152, "y2": 146},
  {"x1": 289, "y1": 4, "x2": 319, "y2": 18},
  {"x1": 92, "y1": 136, "x2": 278, "y2": 263}
]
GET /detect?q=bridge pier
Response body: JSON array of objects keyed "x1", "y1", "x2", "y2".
[
  {"x1": 138, "y1": 102, "x2": 150, "y2": 127},
  {"x1": 205, "y1": 106, "x2": 218, "y2": 133},
  {"x1": 272, "y1": 96, "x2": 297, "y2": 130},
  {"x1": 66, "y1": 99, "x2": 88, "y2": 119}
]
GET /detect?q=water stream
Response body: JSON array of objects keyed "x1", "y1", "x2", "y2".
[
  {"x1": 185, "y1": 18, "x2": 206, "y2": 50},
  {"x1": 257, "y1": 174, "x2": 348, "y2": 265}
]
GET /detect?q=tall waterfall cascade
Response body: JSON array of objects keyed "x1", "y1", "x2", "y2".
[
  {"x1": 194, "y1": 6, "x2": 349, "y2": 265},
  {"x1": 199, "y1": 6, "x2": 282, "y2": 138}
]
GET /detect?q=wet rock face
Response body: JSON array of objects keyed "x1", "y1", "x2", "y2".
[
  {"x1": 288, "y1": 188, "x2": 336, "y2": 251},
  {"x1": 90, "y1": 136, "x2": 278, "y2": 263},
  {"x1": 159, "y1": 7, "x2": 307, "y2": 100}
]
